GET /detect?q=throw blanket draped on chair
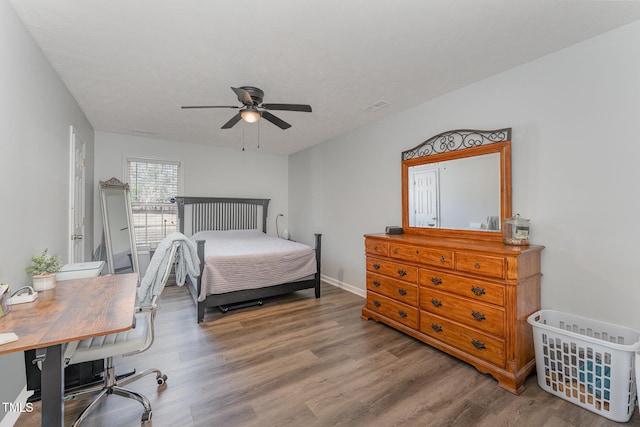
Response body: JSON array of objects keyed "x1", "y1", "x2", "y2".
[{"x1": 137, "y1": 232, "x2": 200, "y2": 306}]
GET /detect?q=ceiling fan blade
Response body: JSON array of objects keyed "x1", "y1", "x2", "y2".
[
  {"x1": 261, "y1": 111, "x2": 291, "y2": 130},
  {"x1": 181, "y1": 105, "x2": 239, "y2": 109},
  {"x1": 221, "y1": 112, "x2": 242, "y2": 129},
  {"x1": 231, "y1": 87, "x2": 254, "y2": 106},
  {"x1": 261, "y1": 103, "x2": 312, "y2": 112}
]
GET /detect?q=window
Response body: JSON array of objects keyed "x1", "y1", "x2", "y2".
[{"x1": 127, "y1": 158, "x2": 181, "y2": 246}]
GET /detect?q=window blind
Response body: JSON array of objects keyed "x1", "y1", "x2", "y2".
[{"x1": 127, "y1": 158, "x2": 181, "y2": 246}]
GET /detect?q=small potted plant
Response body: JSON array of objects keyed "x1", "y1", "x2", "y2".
[{"x1": 26, "y1": 249, "x2": 62, "y2": 291}]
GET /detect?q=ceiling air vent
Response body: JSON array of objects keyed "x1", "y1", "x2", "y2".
[{"x1": 366, "y1": 100, "x2": 391, "y2": 112}]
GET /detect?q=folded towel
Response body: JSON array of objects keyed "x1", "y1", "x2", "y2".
[{"x1": 137, "y1": 232, "x2": 200, "y2": 306}]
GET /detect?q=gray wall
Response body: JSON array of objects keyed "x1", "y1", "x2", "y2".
[
  {"x1": 289, "y1": 20, "x2": 640, "y2": 328},
  {"x1": 1, "y1": 0, "x2": 94, "y2": 421},
  {"x1": 438, "y1": 153, "x2": 500, "y2": 229},
  {"x1": 93, "y1": 131, "x2": 290, "y2": 244}
]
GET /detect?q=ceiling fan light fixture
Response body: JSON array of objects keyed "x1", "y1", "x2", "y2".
[
  {"x1": 240, "y1": 108, "x2": 261, "y2": 123},
  {"x1": 182, "y1": 87, "x2": 310, "y2": 130}
]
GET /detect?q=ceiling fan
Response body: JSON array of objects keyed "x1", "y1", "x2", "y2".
[{"x1": 181, "y1": 86, "x2": 312, "y2": 130}]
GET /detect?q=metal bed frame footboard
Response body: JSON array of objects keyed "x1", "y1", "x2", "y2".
[{"x1": 174, "y1": 196, "x2": 322, "y2": 323}]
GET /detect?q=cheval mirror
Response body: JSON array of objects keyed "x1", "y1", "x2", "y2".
[
  {"x1": 99, "y1": 178, "x2": 139, "y2": 275},
  {"x1": 401, "y1": 128, "x2": 512, "y2": 242}
]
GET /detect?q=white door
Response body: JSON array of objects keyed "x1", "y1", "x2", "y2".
[
  {"x1": 69, "y1": 127, "x2": 85, "y2": 262},
  {"x1": 413, "y1": 169, "x2": 440, "y2": 227}
]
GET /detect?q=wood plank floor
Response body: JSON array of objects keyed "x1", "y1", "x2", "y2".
[{"x1": 15, "y1": 283, "x2": 640, "y2": 426}]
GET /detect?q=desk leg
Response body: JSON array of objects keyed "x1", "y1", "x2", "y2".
[{"x1": 41, "y1": 344, "x2": 64, "y2": 427}]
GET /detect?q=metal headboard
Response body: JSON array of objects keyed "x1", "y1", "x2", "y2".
[{"x1": 174, "y1": 197, "x2": 270, "y2": 235}]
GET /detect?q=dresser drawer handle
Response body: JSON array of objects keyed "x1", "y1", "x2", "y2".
[
  {"x1": 431, "y1": 298, "x2": 442, "y2": 307},
  {"x1": 415, "y1": 249, "x2": 420, "y2": 254},
  {"x1": 373, "y1": 300, "x2": 381, "y2": 307},
  {"x1": 374, "y1": 245, "x2": 379, "y2": 251},
  {"x1": 471, "y1": 286, "x2": 486, "y2": 296},
  {"x1": 471, "y1": 311, "x2": 486, "y2": 321},
  {"x1": 440, "y1": 256, "x2": 446, "y2": 263},
  {"x1": 393, "y1": 248, "x2": 399, "y2": 254},
  {"x1": 398, "y1": 288, "x2": 407, "y2": 296},
  {"x1": 373, "y1": 263, "x2": 381, "y2": 270},
  {"x1": 397, "y1": 269, "x2": 407, "y2": 277},
  {"x1": 431, "y1": 323, "x2": 443, "y2": 333},
  {"x1": 398, "y1": 310, "x2": 407, "y2": 318},
  {"x1": 471, "y1": 339, "x2": 486, "y2": 350},
  {"x1": 474, "y1": 263, "x2": 481, "y2": 269},
  {"x1": 373, "y1": 280, "x2": 381, "y2": 287},
  {"x1": 431, "y1": 277, "x2": 442, "y2": 285}
]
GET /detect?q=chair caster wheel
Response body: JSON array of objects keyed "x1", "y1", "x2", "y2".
[
  {"x1": 157, "y1": 374, "x2": 168, "y2": 385},
  {"x1": 142, "y1": 410, "x2": 152, "y2": 422}
]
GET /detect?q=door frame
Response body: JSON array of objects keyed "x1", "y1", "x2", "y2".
[{"x1": 68, "y1": 126, "x2": 86, "y2": 263}]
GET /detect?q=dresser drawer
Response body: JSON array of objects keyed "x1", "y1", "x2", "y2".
[
  {"x1": 455, "y1": 252, "x2": 505, "y2": 279},
  {"x1": 418, "y1": 269, "x2": 505, "y2": 306},
  {"x1": 366, "y1": 258, "x2": 418, "y2": 283},
  {"x1": 365, "y1": 239, "x2": 389, "y2": 257},
  {"x1": 367, "y1": 273, "x2": 418, "y2": 306},
  {"x1": 366, "y1": 292, "x2": 419, "y2": 329},
  {"x1": 420, "y1": 311, "x2": 505, "y2": 367},
  {"x1": 419, "y1": 288, "x2": 505, "y2": 337},
  {"x1": 389, "y1": 244, "x2": 453, "y2": 269},
  {"x1": 389, "y1": 243, "x2": 421, "y2": 262}
]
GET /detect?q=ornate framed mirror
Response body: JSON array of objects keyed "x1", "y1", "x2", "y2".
[
  {"x1": 99, "y1": 177, "x2": 140, "y2": 275},
  {"x1": 401, "y1": 128, "x2": 512, "y2": 242}
]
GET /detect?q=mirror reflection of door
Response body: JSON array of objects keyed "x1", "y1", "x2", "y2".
[{"x1": 410, "y1": 167, "x2": 440, "y2": 228}]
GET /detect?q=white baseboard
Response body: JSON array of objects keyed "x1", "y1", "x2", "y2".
[
  {"x1": 321, "y1": 274, "x2": 365, "y2": 298},
  {"x1": 0, "y1": 386, "x2": 33, "y2": 427}
]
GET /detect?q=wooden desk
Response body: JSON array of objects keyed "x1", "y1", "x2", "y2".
[{"x1": 0, "y1": 273, "x2": 138, "y2": 427}]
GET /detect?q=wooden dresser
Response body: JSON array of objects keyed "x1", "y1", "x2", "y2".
[{"x1": 362, "y1": 233, "x2": 544, "y2": 394}]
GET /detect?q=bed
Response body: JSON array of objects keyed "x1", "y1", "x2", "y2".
[{"x1": 175, "y1": 196, "x2": 322, "y2": 323}]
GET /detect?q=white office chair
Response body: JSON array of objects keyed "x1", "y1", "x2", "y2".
[{"x1": 63, "y1": 241, "x2": 180, "y2": 426}]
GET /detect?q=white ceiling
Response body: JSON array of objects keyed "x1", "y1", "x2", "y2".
[{"x1": 10, "y1": 0, "x2": 640, "y2": 155}]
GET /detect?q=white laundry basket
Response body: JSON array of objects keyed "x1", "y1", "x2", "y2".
[{"x1": 528, "y1": 310, "x2": 640, "y2": 422}]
